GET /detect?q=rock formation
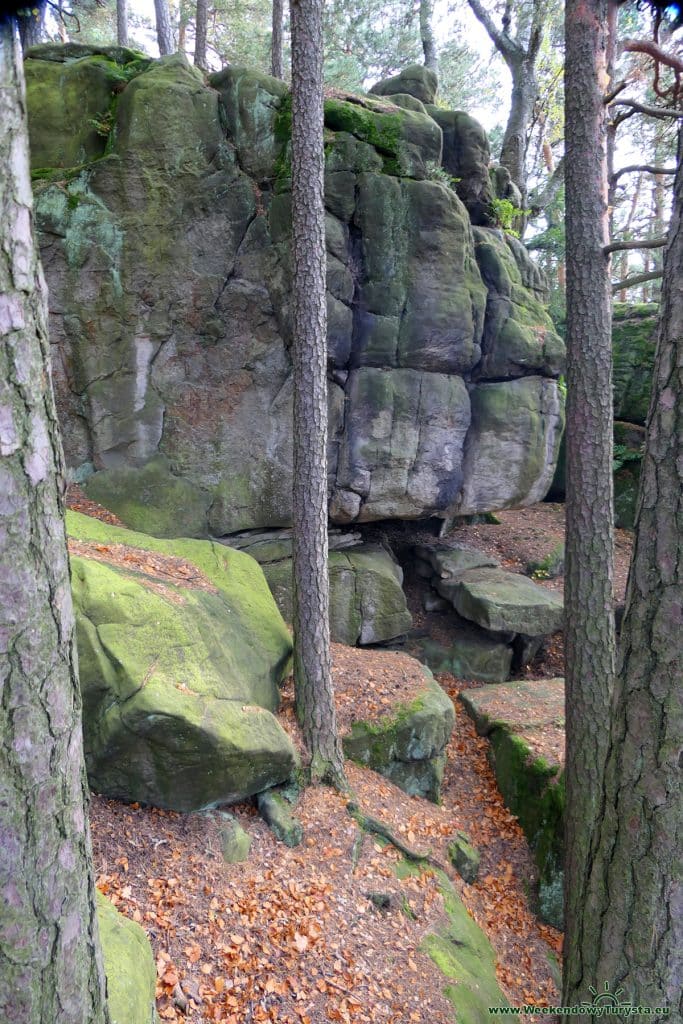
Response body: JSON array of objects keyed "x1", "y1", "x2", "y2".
[{"x1": 26, "y1": 47, "x2": 565, "y2": 539}]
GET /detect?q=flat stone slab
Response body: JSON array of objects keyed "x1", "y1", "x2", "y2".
[
  {"x1": 415, "y1": 543, "x2": 498, "y2": 580},
  {"x1": 460, "y1": 679, "x2": 565, "y2": 928},
  {"x1": 447, "y1": 567, "x2": 564, "y2": 637}
]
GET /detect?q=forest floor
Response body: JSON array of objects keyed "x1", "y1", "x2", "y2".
[{"x1": 69, "y1": 491, "x2": 634, "y2": 1024}]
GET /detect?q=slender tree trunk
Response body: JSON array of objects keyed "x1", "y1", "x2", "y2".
[
  {"x1": 563, "y1": 0, "x2": 617, "y2": 1005},
  {"x1": 499, "y1": 58, "x2": 537, "y2": 204},
  {"x1": 0, "y1": 18, "x2": 110, "y2": 1024},
  {"x1": 154, "y1": 0, "x2": 174, "y2": 55},
  {"x1": 194, "y1": 0, "x2": 207, "y2": 68},
  {"x1": 271, "y1": 0, "x2": 283, "y2": 79},
  {"x1": 575, "y1": 131, "x2": 683, "y2": 1020},
  {"x1": 289, "y1": 0, "x2": 346, "y2": 788},
  {"x1": 117, "y1": 0, "x2": 129, "y2": 47},
  {"x1": 419, "y1": 0, "x2": 438, "y2": 73}
]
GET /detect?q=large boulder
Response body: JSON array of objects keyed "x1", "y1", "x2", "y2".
[
  {"x1": 27, "y1": 49, "x2": 564, "y2": 536},
  {"x1": 426, "y1": 107, "x2": 496, "y2": 226},
  {"x1": 96, "y1": 892, "x2": 157, "y2": 1024},
  {"x1": 446, "y1": 566, "x2": 564, "y2": 637},
  {"x1": 369, "y1": 64, "x2": 438, "y2": 105},
  {"x1": 67, "y1": 512, "x2": 296, "y2": 811},
  {"x1": 342, "y1": 662, "x2": 455, "y2": 801}
]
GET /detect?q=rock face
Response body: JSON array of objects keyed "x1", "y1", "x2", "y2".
[
  {"x1": 460, "y1": 680, "x2": 565, "y2": 928},
  {"x1": 27, "y1": 47, "x2": 564, "y2": 538},
  {"x1": 68, "y1": 512, "x2": 296, "y2": 811},
  {"x1": 229, "y1": 531, "x2": 412, "y2": 644}
]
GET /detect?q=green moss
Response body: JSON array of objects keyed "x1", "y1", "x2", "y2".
[
  {"x1": 487, "y1": 728, "x2": 565, "y2": 928},
  {"x1": 397, "y1": 862, "x2": 507, "y2": 1021},
  {"x1": 323, "y1": 98, "x2": 402, "y2": 159},
  {"x1": 96, "y1": 892, "x2": 157, "y2": 1024}
]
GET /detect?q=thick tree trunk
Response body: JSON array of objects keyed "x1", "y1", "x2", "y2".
[
  {"x1": 563, "y1": 0, "x2": 617, "y2": 1006},
  {"x1": 271, "y1": 0, "x2": 283, "y2": 79},
  {"x1": 499, "y1": 58, "x2": 537, "y2": 204},
  {"x1": 117, "y1": 0, "x2": 128, "y2": 47},
  {"x1": 289, "y1": 0, "x2": 346, "y2": 788},
  {"x1": 419, "y1": 0, "x2": 438, "y2": 73},
  {"x1": 154, "y1": 0, "x2": 174, "y2": 55},
  {"x1": 0, "y1": 19, "x2": 110, "y2": 1024},
  {"x1": 578, "y1": 132, "x2": 683, "y2": 1020}
]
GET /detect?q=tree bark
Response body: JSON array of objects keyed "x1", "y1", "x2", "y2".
[
  {"x1": 419, "y1": 0, "x2": 438, "y2": 73},
  {"x1": 194, "y1": 0, "x2": 208, "y2": 68},
  {"x1": 289, "y1": 0, "x2": 346, "y2": 787},
  {"x1": 271, "y1": 0, "x2": 283, "y2": 79},
  {"x1": 154, "y1": 0, "x2": 174, "y2": 55},
  {"x1": 576, "y1": 131, "x2": 683, "y2": 1020},
  {"x1": 0, "y1": 18, "x2": 110, "y2": 1024},
  {"x1": 563, "y1": 0, "x2": 617, "y2": 1004},
  {"x1": 499, "y1": 58, "x2": 537, "y2": 202},
  {"x1": 117, "y1": 0, "x2": 128, "y2": 47}
]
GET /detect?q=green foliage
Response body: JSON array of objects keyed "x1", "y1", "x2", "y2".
[
  {"x1": 89, "y1": 110, "x2": 114, "y2": 137},
  {"x1": 613, "y1": 443, "x2": 643, "y2": 473},
  {"x1": 424, "y1": 161, "x2": 460, "y2": 189},
  {"x1": 490, "y1": 196, "x2": 528, "y2": 234}
]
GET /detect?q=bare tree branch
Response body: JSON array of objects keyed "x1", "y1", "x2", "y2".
[
  {"x1": 610, "y1": 164, "x2": 676, "y2": 184},
  {"x1": 528, "y1": 154, "x2": 565, "y2": 212},
  {"x1": 611, "y1": 98, "x2": 683, "y2": 119},
  {"x1": 611, "y1": 269, "x2": 662, "y2": 293},
  {"x1": 604, "y1": 79, "x2": 629, "y2": 104},
  {"x1": 466, "y1": 0, "x2": 519, "y2": 61},
  {"x1": 604, "y1": 236, "x2": 668, "y2": 254},
  {"x1": 621, "y1": 38, "x2": 683, "y2": 74}
]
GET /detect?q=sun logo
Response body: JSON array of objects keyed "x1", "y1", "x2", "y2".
[{"x1": 586, "y1": 982, "x2": 626, "y2": 1008}]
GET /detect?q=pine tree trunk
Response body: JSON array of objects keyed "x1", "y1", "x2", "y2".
[
  {"x1": 568, "y1": 128, "x2": 683, "y2": 1021},
  {"x1": 289, "y1": 0, "x2": 346, "y2": 788},
  {"x1": 563, "y1": 0, "x2": 616, "y2": 1004},
  {"x1": 154, "y1": 0, "x2": 174, "y2": 55},
  {"x1": 419, "y1": 0, "x2": 438, "y2": 73},
  {"x1": 271, "y1": 0, "x2": 283, "y2": 79},
  {"x1": 117, "y1": 0, "x2": 128, "y2": 47},
  {"x1": 194, "y1": 0, "x2": 208, "y2": 68},
  {"x1": 0, "y1": 19, "x2": 110, "y2": 1024}
]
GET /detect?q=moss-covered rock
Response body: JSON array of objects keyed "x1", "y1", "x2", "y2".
[
  {"x1": 426, "y1": 107, "x2": 495, "y2": 226},
  {"x1": 369, "y1": 64, "x2": 438, "y2": 105},
  {"x1": 27, "y1": 47, "x2": 565, "y2": 535},
  {"x1": 68, "y1": 512, "x2": 295, "y2": 810},
  {"x1": 395, "y1": 862, "x2": 508, "y2": 1021},
  {"x1": 448, "y1": 831, "x2": 480, "y2": 883},
  {"x1": 612, "y1": 303, "x2": 657, "y2": 426},
  {"x1": 448, "y1": 566, "x2": 564, "y2": 637},
  {"x1": 96, "y1": 891, "x2": 157, "y2": 1024},
  {"x1": 460, "y1": 679, "x2": 565, "y2": 927},
  {"x1": 342, "y1": 667, "x2": 455, "y2": 802},
  {"x1": 472, "y1": 227, "x2": 565, "y2": 379}
]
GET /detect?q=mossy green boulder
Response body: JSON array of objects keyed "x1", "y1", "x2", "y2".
[
  {"x1": 67, "y1": 511, "x2": 295, "y2": 811},
  {"x1": 396, "y1": 861, "x2": 508, "y2": 1021},
  {"x1": 460, "y1": 679, "x2": 565, "y2": 927},
  {"x1": 342, "y1": 665, "x2": 455, "y2": 802},
  {"x1": 96, "y1": 891, "x2": 156, "y2": 1024}
]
